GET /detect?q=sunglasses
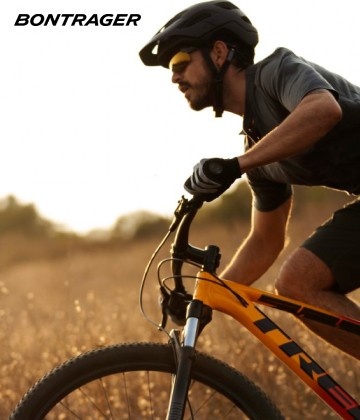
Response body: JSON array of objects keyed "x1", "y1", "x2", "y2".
[{"x1": 169, "y1": 47, "x2": 197, "y2": 72}]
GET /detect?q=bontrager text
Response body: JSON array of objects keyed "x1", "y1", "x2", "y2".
[{"x1": 14, "y1": 14, "x2": 141, "y2": 26}]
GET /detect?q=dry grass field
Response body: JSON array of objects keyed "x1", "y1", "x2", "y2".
[{"x1": 0, "y1": 196, "x2": 359, "y2": 418}]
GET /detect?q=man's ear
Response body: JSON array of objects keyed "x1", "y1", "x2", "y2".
[{"x1": 210, "y1": 40, "x2": 229, "y2": 69}]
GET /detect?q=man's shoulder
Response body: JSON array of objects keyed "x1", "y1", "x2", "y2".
[
  {"x1": 264, "y1": 47, "x2": 293, "y2": 59},
  {"x1": 246, "y1": 48, "x2": 289, "y2": 84},
  {"x1": 247, "y1": 48, "x2": 299, "y2": 84},
  {"x1": 255, "y1": 47, "x2": 299, "y2": 69}
]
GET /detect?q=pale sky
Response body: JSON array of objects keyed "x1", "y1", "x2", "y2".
[{"x1": 1, "y1": 0, "x2": 359, "y2": 233}]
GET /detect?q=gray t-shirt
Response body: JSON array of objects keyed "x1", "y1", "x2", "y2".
[{"x1": 244, "y1": 47, "x2": 360, "y2": 211}]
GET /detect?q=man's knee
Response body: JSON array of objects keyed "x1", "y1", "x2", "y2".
[
  {"x1": 275, "y1": 247, "x2": 335, "y2": 300},
  {"x1": 275, "y1": 255, "x2": 303, "y2": 299}
]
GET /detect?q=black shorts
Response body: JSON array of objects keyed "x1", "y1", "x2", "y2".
[{"x1": 301, "y1": 198, "x2": 360, "y2": 294}]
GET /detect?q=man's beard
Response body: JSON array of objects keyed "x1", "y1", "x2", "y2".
[
  {"x1": 188, "y1": 79, "x2": 214, "y2": 111},
  {"x1": 181, "y1": 70, "x2": 215, "y2": 112}
]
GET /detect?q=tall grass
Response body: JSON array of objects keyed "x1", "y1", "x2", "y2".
[{"x1": 1, "y1": 202, "x2": 359, "y2": 418}]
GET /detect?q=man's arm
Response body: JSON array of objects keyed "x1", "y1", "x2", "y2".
[
  {"x1": 220, "y1": 197, "x2": 292, "y2": 285},
  {"x1": 239, "y1": 89, "x2": 342, "y2": 173}
]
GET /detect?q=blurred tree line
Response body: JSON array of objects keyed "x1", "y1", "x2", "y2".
[
  {"x1": 0, "y1": 195, "x2": 55, "y2": 237},
  {"x1": 0, "y1": 183, "x2": 353, "y2": 243}
]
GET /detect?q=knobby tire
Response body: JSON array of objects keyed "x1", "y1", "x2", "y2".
[{"x1": 10, "y1": 342, "x2": 283, "y2": 419}]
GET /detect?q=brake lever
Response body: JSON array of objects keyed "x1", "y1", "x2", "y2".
[{"x1": 168, "y1": 196, "x2": 204, "y2": 233}]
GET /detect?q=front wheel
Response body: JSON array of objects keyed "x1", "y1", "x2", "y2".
[{"x1": 10, "y1": 342, "x2": 283, "y2": 419}]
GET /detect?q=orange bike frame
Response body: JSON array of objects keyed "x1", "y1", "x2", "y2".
[{"x1": 193, "y1": 271, "x2": 360, "y2": 420}]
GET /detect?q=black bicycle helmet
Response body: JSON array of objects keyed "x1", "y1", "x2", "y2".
[{"x1": 139, "y1": 1, "x2": 258, "y2": 68}]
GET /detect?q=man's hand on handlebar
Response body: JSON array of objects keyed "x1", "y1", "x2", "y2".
[{"x1": 184, "y1": 157, "x2": 242, "y2": 202}]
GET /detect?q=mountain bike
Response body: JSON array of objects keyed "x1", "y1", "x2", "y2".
[{"x1": 10, "y1": 196, "x2": 360, "y2": 419}]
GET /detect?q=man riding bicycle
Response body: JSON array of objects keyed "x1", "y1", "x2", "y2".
[{"x1": 139, "y1": 1, "x2": 360, "y2": 360}]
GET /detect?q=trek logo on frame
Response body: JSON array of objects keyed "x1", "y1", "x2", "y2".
[{"x1": 14, "y1": 14, "x2": 141, "y2": 27}]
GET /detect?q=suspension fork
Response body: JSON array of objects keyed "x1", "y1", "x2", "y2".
[{"x1": 166, "y1": 300, "x2": 212, "y2": 420}]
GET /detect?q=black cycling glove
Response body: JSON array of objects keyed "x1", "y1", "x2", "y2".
[{"x1": 184, "y1": 157, "x2": 242, "y2": 202}]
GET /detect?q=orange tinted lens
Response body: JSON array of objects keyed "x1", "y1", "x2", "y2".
[{"x1": 169, "y1": 51, "x2": 191, "y2": 71}]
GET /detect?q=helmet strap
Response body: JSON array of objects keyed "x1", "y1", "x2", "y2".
[{"x1": 202, "y1": 47, "x2": 235, "y2": 118}]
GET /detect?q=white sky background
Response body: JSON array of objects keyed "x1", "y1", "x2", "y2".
[{"x1": 1, "y1": 0, "x2": 359, "y2": 233}]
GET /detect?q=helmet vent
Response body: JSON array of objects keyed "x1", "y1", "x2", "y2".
[
  {"x1": 216, "y1": 2, "x2": 252, "y2": 24},
  {"x1": 180, "y1": 12, "x2": 212, "y2": 28}
]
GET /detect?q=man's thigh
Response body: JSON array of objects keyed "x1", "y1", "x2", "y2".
[{"x1": 301, "y1": 198, "x2": 360, "y2": 294}]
